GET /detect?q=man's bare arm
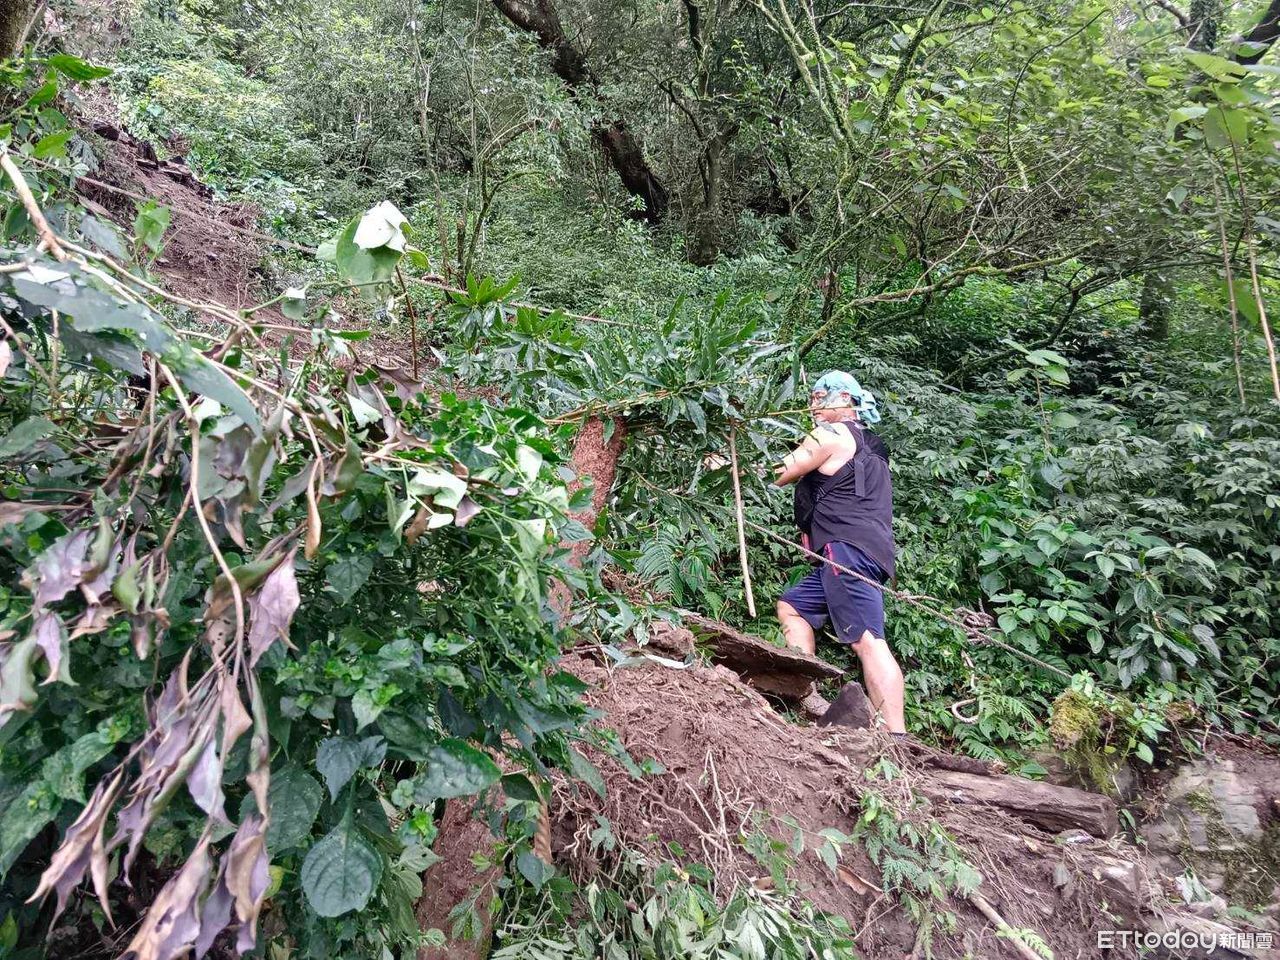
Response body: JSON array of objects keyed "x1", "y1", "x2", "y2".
[{"x1": 773, "y1": 430, "x2": 834, "y2": 486}]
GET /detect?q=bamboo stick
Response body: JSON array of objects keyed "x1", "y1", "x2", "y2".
[{"x1": 728, "y1": 428, "x2": 757, "y2": 619}]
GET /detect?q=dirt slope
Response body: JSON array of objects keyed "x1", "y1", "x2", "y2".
[{"x1": 549, "y1": 650, "x2": 1160, "y2": 960}]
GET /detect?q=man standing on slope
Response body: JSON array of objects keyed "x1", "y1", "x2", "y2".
[{"x1": 772, "y1": 371, "x2": 906, "y2": 734}]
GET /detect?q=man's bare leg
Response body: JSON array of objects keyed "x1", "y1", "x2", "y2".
[
  {"x1": 852, "y1": 631, "x2": 906, "y2": 733},
  {"x1": 777, "y1": 600, "x2": 815, "y2": 656}
]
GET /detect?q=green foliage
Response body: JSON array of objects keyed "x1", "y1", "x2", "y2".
[
  {"x1": 493, "y1": 847, "x2": 857, "y2": 960},
  {"x1": 0, "y1": 54, "x2": 601, "y2": 957}
]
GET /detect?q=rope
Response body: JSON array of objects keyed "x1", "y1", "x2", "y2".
[{"x1": 633, "y1": 475, "x2": 1076, "y2": 683}]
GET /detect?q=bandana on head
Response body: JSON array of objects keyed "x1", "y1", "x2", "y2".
[{"x1": 811, "y1": 370, "x2": 881, "y2": 424}]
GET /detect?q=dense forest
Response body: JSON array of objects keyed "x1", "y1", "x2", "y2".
[{"x1": 0, "y1": 0, "x2": 1278, "y2": 957}]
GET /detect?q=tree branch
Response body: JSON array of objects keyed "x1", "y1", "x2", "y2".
[
  {"x1": 1149, "y1": 0, "x2": 1189, "y2": 34},
  {"x1": 1235, "y1": 0, "x2": 1280, "y2": 63}
]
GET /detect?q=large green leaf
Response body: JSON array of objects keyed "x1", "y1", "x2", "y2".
[
  {"x1": 40, "y1": 730, "x2": 115, "y2": 804},
  {"x1": 48, "y1": 54, "x2": 113, "y2": 82},
  {"x1": 413, "y1": 739, "x2": 501, "y2": 802},
  {"x1": 0, "y1": 781, "x2": 60, "y2": 878},
  {"x1": 0, "y1": 417, "x2": 55, "y2": 459},
  {"x1": 333, "y1": 217, "x2": 401, "y2": 285},
  {"x1": 240, "y1": 764, "x2": 324, "y2": 852},
  {"x1": 326, "y1": 554, "x2": 373, "y2": 604},
  {"x1": 315, "y1": 736, "x2": 385, "y2": 802},
  {"x1": 170, "y1": 352, "x2": 262, "y2": 435},
  {"x1": 300, "y1": 818, "x2": 383, "y2": 917},
  {"x1": 10, "y1": 275, "x2": 171, "y2": 351}
]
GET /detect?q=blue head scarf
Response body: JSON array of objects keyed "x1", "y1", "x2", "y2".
[{"x1": 811, "y1": 370, "x2": 881, "y2": 424}]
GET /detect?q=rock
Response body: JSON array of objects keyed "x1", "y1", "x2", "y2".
[
  {"x1": 1139, "y1": 747, "x2": 1280, "y2": 910},
  {"x1": 817, "y1": 681, "x2": 874, "y2": 729},
  {"x1": 1031, "y1": 747, "x2": 1138, "y2": 801},
  {"x1": 1181, "y1": 894, "x2": 1228, "y2": 919}
]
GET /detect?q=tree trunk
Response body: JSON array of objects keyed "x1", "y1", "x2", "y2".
[
  {"x1": 1139, "y1": 270, "x2": 1174, "y2": 340},
  {"x1": 918, "y1": 769, "x2": 1119, "y2": 838},
  {"x1": 1189, "y1": 0, "x2": 1221, "y2": 51},
  {"x1": 491, "y1": 0, "x2": 668, "y2": 223},
  {"x1": 0, "y1": 0, "x2": 33, "y2": 56}
]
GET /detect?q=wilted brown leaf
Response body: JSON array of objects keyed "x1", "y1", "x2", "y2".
[
  {"x1": 31, "y1": 611, "x2": 71, "y2": 685},
  {"x1": 220, "y1": 674, "x2": 252, "y2": 755},
  {"x1": 247, "y1": 549, "x2": 299, "y2": 667},
  {"x1": 404, "y1": 505, "x2": 430, "y2": 544},
  {"x1": 454, "y1": 495, "x2": 481, "y2": 527},
  {"x1": 0, "y1": 633, "x2": 39, "y2": 721},
  {"x1": 25, "y1": 529, "x2": 92, "y2": 607},
  {"x1": 123, "y1": 832, "x2": 214, "y2": 960},
  {"x1": 304, "y1": 465, "x2": 321, "y2": 560},
  {"x1": 225, "y1": 814, "x2": 270, "y2": 953},
  {"x1": 28, "y1": 771, "x2": 123, "y2": 922},
  {"x1": 187, "y1": 738, "x2": 228, "y2": 822}
]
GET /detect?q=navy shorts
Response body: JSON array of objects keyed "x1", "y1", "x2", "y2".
[{"x1": 780, "y1": 541, "x2": 887, "y2": 645}]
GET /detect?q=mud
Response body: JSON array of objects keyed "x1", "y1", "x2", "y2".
[{"x1": 551, "y1": 650, "x2": 1157, "y2": 959}]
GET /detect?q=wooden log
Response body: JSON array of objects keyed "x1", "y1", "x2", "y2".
[
  {"x1": 920, "y1": 769, "x2": 1118, "y2": 838},
  {"x1": 679, "y1": 610, "x2": 843, "y2": 701}
]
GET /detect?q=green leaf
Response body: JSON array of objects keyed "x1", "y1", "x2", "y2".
[
  {"x1": 11, "y1": 274, "x2": 171, "y2": 350},
  {"x1": 300, "y1": 818, "x2": 383, "y2": 917},
  {"x1": 79, "y1": 214, "x2": 127, "y2": 259},
  {"x1": 48, "y1": 54, "x2": 113, "y2": 82},
  {"x1": 413, "y1": 739, "x2": 501, "y2": 802},
  {"x1": 170, "y1": 353, "x2": 261, "y2": 435},
  {"x1": 326, "y1": 554, "x2": 373, "y2": 604},
  {"x1": 26, "y1": 79, "x2": 57, "y2": 108},
  {"x1": 269, "y1": 766, "x2": 324, "y2": 851},
  {"x1": 567, "y1": 747, "x2": 605, "y2": 799},
  {"x1": 316, "y1": 736, "x2": 384, "y2": 801},
  {"x1": 32, "y1": 130, "x2": 73, "y2": 159},
  {"x1": 40, "y1": 730, "x2": 114, "y2": 803},
  {"x1": 1166, "y1": 105, "x2": 1208, "y2": 139},
  {"x1": 0, "y1": 417, "x2": 55, "y2": 459},
  {"x1": 0, "y1": 781, "x2": 60, "y2": 877},
  {"x1": 1134, "y1": 743, "x2": 1154, "y2": 764},
  {"x1": 352, "y1": 200, "x2": 408, "y2": 252},
  {"x1": 333, "y1": 216, "x2": 401, "y2": 285},
  {"x1": 1183, "y1": 51, "x2": 1246, "y2": 81},
  {"x1": 132, "y1": 200, "x2": 170, "y2": 254},
  {"x1": 516, "y1": 850, "x2": 552, "y2": 889},
  {"x1": 281, "y1": 287, "x2": 309, "y2": 321},
  {"x1": 501, "y1": 773, "x2": 541, "y2": 803},
  {"x1": 1204, "y1": 106, "x2": 1248, "y2": 149}
]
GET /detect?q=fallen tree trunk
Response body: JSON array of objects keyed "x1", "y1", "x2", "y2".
[
  {"x1": 918, "y1": 768, "x2": 1119, "y2": 838},
  {"x1": 677, "y1": 610, "x2": 843, "y2": 700}
]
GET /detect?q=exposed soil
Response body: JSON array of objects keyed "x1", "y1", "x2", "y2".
[
  {"x1": 75, "y1": 120, "x2": 433, "y2": 375},
  {"x1": 79, "y1": 122, "x2": 269, "y2": 311},
  {"x1": 550, "y1": 650, "x2": 1156, "y2": 960}
]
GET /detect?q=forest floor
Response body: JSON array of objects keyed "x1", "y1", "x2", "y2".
[{"x1": 78, "y1": 113, "x2": 1280, "y2": 960}]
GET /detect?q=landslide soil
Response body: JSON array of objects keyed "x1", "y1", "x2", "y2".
[{"x1": 550, "y1": 649, "x2": 1149, "y2": 960}]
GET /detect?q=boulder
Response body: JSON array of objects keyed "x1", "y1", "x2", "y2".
[{"x1": 1139, "y1": 746, "x2": 1280, "y2": 910}]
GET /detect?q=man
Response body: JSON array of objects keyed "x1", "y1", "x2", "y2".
[{"x1": 772, "y1": 370, "x2": 906, "y2": 734}]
